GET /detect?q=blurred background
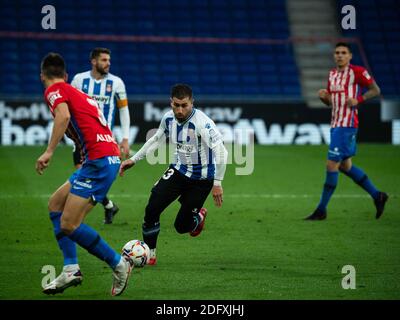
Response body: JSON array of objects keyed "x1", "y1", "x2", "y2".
[{"x1": 0, "y1": 0, "x2": 399, "y2": 145}]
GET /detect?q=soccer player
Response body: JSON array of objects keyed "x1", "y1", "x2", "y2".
[
  {"x1": 119, "y1": 84, "x2": 228, "y2": 265},
  {"x1": 305, "y1": 42, "x2": 388, "y2": 220},
  {"x1": 36, "y1": 53, "x2": 133, "y2": 296},
  {"x1": 71, "y1": 47, "x2": 131, "y2": 224}
]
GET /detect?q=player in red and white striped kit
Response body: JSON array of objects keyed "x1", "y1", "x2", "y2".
[{"x1": 306, "y1": 42, "x2": 388, "y2": 220}]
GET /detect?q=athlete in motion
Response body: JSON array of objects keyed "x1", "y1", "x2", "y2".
[
  {"x1": 37, "y1": 53, "x2": 132, "y2": 296},
  {"x1": 306, "y1": 42, "x2": 388, "y2": 220},
  {"x1": 120, "y1": 84, "x2": 228, "y2": 264}
]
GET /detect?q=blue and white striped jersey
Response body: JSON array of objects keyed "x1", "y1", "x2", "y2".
[
  {"x1": 155, "y1": 108, "x2": 223, "y2": 180},
  {"x1": 71, "y1": 71, "x2": 128, "y2": 130}
]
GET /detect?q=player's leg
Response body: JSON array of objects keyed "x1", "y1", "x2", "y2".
[
  {"x1": 339, "y1": 158, "x2": 388, "y2": 218},
  {"x1": 142, "y1": 168, "x2": 183, "y2": 264},
  {"x1": 72, "y1": 143, "x2": 83, "y2": 169},
  {"x1": 306, "y1": 128, "x2": 342, "y2": 220},
  {"x1": 45, "y1": 157, "x2": 133, "y2": 296},
  {"x1": 43, "y1": 181, "x2": 86, "y2": 295},
  {"x1": 47, "y1": 181, "x2": 79, "y2": 281},
  {"x1": 102, "y1": 195, "x2": 119, "y2": 224},
  {"x1": 174, "y1": 179, "x2": 213, "y2": 237}
]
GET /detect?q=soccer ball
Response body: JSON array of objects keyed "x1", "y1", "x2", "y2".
[{"x1": 122, "y1": 240, "x2": 150, "y2": 268}]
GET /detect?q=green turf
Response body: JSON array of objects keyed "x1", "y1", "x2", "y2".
[{"x1": 0, "y1": 144, "x2": 399, "y2": 300}]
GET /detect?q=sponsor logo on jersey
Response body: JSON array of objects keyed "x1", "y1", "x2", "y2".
[
  {"x1": 362, "y1": 70, "x2": 371, "y2": 80},
  {"x1": 330, "y1": 84, "x2": 345, "y2": 92},
  {"x1": 47, "y1": 90, "x2": 62, "y2": 106},
  {"x1": 177, "y1": 142, "x2": 195, "y2": 153},
  {"x1": 91, "y1": 95, "x2": 111, "y2": 105},
  {"x1": 96, "y1": 134, "x2": 115, "y2": 143}
]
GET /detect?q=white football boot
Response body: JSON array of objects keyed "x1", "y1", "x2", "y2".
[
  {"x1": 43, "y1": 265, "x2": 82, "y2": 295},
  {"x1": 111, "y1": 256, "x2": 134, "y2": 296},
  {"x1": 147, "y1": 248, "x2": 157, "y2": 265}
]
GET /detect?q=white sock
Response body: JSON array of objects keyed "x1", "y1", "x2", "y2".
[{"x1": 105, "y1": 200, "x2": 114, "y2": 209}]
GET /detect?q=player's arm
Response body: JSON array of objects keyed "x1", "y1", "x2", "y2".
[
  {"x1": 318, "y1": 89, "x2": 331, "y2": 106},
  {"x1": 36, "y1": 103, "x2": 70, "y2": 175},
  {"x1": 319, "y1": 78, "x2": 331, "y2": 106},
  {"x1": 212, "y1": 142, "x2": 228, "y2": 207},
  {"x1": 119, "y1": 127, "x2": 166, "y2": 176},
  {"x1": 116, "y1": 79, "x2": 130, "y2": 159},
  {"x1": 351, "y1": 81, "x2": 381, "y2": 105},
  {"x1": 348, "y1": 68, "x2": 381, "y2": 107},
  {"x1": 201, "y1": 121, "x2": 228, "y2": 207}
]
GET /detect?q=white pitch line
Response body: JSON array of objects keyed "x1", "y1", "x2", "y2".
[{"x1": 0, "y1": 194, "x2": 394, "y2": 199}]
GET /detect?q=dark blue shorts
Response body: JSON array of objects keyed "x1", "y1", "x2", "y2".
[
  {"x1": 327, "y1": 127, "x2": 358, "y2": 162},
  {"x1": 69, "y1": 156, "x2": 121, "y2": 203}
]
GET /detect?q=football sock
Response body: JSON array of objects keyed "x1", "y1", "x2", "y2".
[
  {"x1": 142, "y1": 222, "x2": 160, "y2": 249},
  {"x1": 341, "y1": 165, "x2": 379, "y2": 199},
  {"x1": 49, "y1": 212, "x2": 78, "y2": 266},
  {"x1": 317, "y1": 171, "x2": 339, "y2": 212},
  {"x1": 68, "y1": 223, "x2": 121, "y2": 269},
  {"x1": 191, "y1": 214, "x2": 201, "y2": 232},
  {"x1": 102, "y1": 197, "x2": 114, "y2": 209}
]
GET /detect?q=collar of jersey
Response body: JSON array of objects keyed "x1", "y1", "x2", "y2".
[
  {"x1": 176, "y1": 108, "x2": 196, "y2": 126},
  {"x1": 90, "y1": 71, "x2": 108, "y2": 82}
]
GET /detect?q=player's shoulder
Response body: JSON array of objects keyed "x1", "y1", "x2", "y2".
[
  {"x1": 349, "y1": 64, "x2": 367, "y2": 73},
  {"x1": 193, "y1": 108, "x2": 213, "y2": 123},
  {"x1": 162, "y1": 109, "x2": 174, "y2": 120},
  {"x1": 107, "y1": 72, "x2": 125, "y2": 84},
  {"x1": 350, "y1": 64, "x2": 373, "y2": 80},
  {"x1": 72, "y1": 70, "x2": 91, "y2": 81}
]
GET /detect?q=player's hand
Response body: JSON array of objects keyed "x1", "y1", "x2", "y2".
[
  {"x1": 119, "y1": 139, "x2": 130, "y2": 160},
  {"x1": 212, "y1": 185, "x2": 223, "y2": 207},
  {"x1": 318, "y1": 89, "x2": 329, "y2": 99},
  {"x1": 35, "y1": 150, "x2": 53, "y2": 175},
  {"x1": 347, "y1": 98, "x2": 358, "y2": 107},
  {"x1": 119, "y1": 159, "x2": 135, "y2": 177}
]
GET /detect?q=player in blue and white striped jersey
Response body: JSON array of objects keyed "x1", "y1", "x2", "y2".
[
  {"x1": 71, "y1": 48, "x2": 131, "y2": 224},
  {"x1": 120, "y1": 84, "x2": 228, "y2": 265}
]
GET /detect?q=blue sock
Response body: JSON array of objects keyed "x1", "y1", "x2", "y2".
[
  {"x1": 68, "y1": 223, "x2": 121, "y2": 269},
  {"x1": 317, "y1": 171, "x2": 339, "y2": 212},
  {"x1": 342, "y1": 165, "x2": 379, "y2": 199},
  {"x1": 49, "y1": 212, "x2": 77, "y2": 266}
]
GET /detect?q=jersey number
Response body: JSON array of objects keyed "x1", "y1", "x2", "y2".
[
  {"x1": 87, "y1": 97, "x2": 107, "y2": 127},
  {"x1": 162, "y1": 169, "x2": 174, "y2": 180},
  {"x1": 97, "y1": 108, "x2": 107, "y2": 127}
]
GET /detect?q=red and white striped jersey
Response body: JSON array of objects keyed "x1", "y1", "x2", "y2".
[{"x1": 327, "y1": 64, "x2": 374, "y2": 128}]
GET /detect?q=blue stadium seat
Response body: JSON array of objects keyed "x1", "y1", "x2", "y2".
[{"x1": 0, "y1": 0, "x2": 303, "y2": 98}]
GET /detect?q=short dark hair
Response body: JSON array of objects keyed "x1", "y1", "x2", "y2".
[
  {"x1": 335, "y1": 42, "x2": 352, "y2": 53},
  {"x1": 171, "y1": 83, "x2": 193, "y2": 100},
  {"x1": 41, "y1": 52, "x2": 66, "y2": 79},
  {"x1": 90, "y1": 47, "x2": 111, "y2": 60}
]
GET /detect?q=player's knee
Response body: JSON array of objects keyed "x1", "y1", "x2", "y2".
[
  {"x1": 326, "y1": 160, "x2": 339, "y2": 172},
  {"x1": 60, "y1": 218, "x2": 79, "y2": 235},
  {"x1": 339, "y1": 160, "x2": 352, "y2": 172}
]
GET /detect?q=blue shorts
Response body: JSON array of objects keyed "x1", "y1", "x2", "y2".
[
  {"x1": 327, "y1": 127, "x2": 358, "y2": 162},
  {"x1": 69, "y1": 156, "x2": 121, "y2": 203}
]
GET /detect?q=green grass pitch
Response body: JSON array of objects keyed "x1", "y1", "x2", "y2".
[{"x1": 0, "y1": 144, "x2": 399, "y2": 300}]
